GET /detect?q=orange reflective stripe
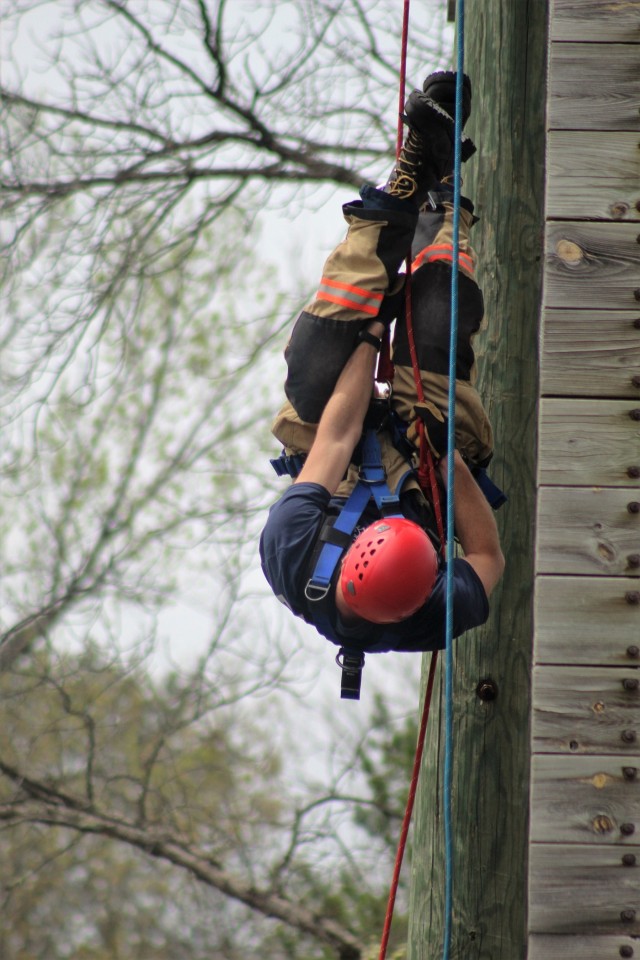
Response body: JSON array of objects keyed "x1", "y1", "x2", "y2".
[
  {"x1": 316, "y1": 292, "x2": 380, "y2": 315},
  {"x1": 316, "y1": 276, "x2": 384, "y2": 314},
  {"x1": 411, "y1": 243, "x2": 474, "y2": 275}
]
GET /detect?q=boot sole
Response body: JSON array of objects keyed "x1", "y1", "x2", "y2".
[{"x1": 404, "y1": 94, "x2": 476, "y2": 162}]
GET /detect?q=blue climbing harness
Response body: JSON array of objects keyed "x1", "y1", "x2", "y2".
[{"x1": 271, "y1": 424, "x2": 413, "y2": 700}]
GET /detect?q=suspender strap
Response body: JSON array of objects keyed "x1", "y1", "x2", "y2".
[
  {"x1": 304, "y1": 480, "x2": 371, "y2": 600},
  {"x1": 305, "y1": 430, "x2": 402, "y2": 600}
]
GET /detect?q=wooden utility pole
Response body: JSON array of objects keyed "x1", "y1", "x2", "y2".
[{"x1": 407, "y1": 2, "x2": 548, "y2": 958}]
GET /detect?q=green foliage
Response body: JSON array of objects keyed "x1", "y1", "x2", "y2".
[{"x1": 0, "y1": 3, "x2": 450, "y2": 956}]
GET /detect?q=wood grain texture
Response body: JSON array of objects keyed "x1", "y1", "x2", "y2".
[
  {"x1": 544, "y1": 222, "x2": 640, "y2": 310},
  {"x1": 540, "y1": 309, "x2": 640, "y2": 398},
  {"x1": 530, "y1": 754, "x2": 640, "y2": 844},
  {"x1": 409, "y1": 3, "x2": 547, "y2": 956},
  {"x1": 529, "y1": 843, "x2": 640, "y2": 934},
  {"x1": 535, "y1": 576, "x2": 640, "y2": 665},
  {"x1": 532, "y1": 664, "x2": 640, "y2": 755},
  {"x1": 546, "y1": 131, "x2": 640, "y2": 221},
  {"x1": 551, "y1": 0, "x2": 640, "y2": 42},
  {"x1": 538, "y1": 399, "x2": 640, "y2": 487},
  {"x1": 537, "y1": 486, "x2": 640, "y2": 576},
  {"x1": 529, "y1": 934, "x2": 639, "y2": 960},
  {"x1": 548, "y1": 42, "x2": 640, "y2": 132}
]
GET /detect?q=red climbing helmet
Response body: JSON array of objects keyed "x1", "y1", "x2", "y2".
[{"x1": 339, "y1": 518, "x2": 439, "y2": 624}]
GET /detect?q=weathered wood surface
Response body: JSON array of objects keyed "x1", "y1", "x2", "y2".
[
  {"x1": 530, "y1": 754, "x2": 640, "y2": 844},
  {"x1": 537, "y1": 487, "x2": 640, "y2": 576},
  {"x1": 535, "y1": 576, "x2": 640, "y2": 665},
  {"x1": 532, "y1": 665, "x2": 640, "y2": 755},
  {"x1": 545, "y1": 222, "x2": 640, "y2": 310},
  {"x1": 409, "y1": 2, "x2": 547, "y2": 957},
  {"x1": 547, "y1": 178, "x2": 640, "y2": 222},
  {"x1": 529, "y1": 843, "x2": 640, "y2": 934},
  {"x1": 538, "y1": 399, "x2": 640, "y2": 487},
  {"x1": 551, "y1": 0, "x2": 640, "y2": 43},
  {"x1": 540, "y1": 309, "x2": 640, "y2": 399},
  {"x1": 548, "y1": 42, "x2": 640, "y2": 131},
  {"x1": 529, "y1": 934, "x2": 640, "y2": 960},
  {"x1": 546, "y1": 131, "x2": 640, "y2": 221}
]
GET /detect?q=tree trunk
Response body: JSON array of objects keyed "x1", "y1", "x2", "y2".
[{"x1": 407, "y1": 3, "x2": 548, "y2": 958}]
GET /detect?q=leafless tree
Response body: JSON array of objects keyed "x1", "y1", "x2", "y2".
[{"x1": 0, "y1": 2, "x2": 448, "y2": 955}]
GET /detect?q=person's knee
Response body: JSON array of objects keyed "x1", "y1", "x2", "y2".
[{"x1": 284, "y1": 311, "x2": 361, "y2": 422}]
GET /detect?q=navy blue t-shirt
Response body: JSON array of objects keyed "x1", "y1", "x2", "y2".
[{"x1": 259, "y1": 482, "x2": 489, "y2": 653}]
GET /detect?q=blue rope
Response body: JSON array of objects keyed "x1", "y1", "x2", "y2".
[{"x1": 443, "y1": 2, "x2": 465, "y2": 958}]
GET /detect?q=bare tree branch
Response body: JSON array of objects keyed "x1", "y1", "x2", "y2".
[{"x1": 0, "y1": 761, "x2": 364, "y2": 960}]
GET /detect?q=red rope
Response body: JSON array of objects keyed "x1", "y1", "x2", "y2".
[
  {"x1": 378, "y1": 648, "x2": 439, "y2": 960},
  {"x1": 395, "y1": 0, "x2": 411, "y2": 159},
  {"x1": 376, "y1": 4, "x2": 450, "y2": 957},
  {"x1": 376, "y1": 0, "x2": 410, "y2": 385}
]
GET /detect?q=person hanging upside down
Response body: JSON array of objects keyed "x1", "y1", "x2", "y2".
[{"x1": 260, "y1": 72, "x2": 505, "y2": 676}]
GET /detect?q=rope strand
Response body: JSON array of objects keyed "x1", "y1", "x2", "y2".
[
  {"x1": 378, "y1": 0, "x2": 465, "y2": 955},
  {"x1": 443, "y1": 4, "x2": 467, "y2": 957}
]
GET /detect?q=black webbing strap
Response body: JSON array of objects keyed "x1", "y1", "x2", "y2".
[{"x1": 336, "y1": 648, "x2": 365, "y2": 700}]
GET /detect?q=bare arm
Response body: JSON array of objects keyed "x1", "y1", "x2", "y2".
[
  {"x1": 294, "y1": 321, "x2": 385, "y2": 495},
  {"x1": 439, "y1": 451, "x2": 505, "y2": 597}
]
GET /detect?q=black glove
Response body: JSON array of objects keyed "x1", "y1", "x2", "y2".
[
  {"x1": 414, "y1": 401, "x2": 448, "y2": 460},
  {"x1": 376, "y1": 285, "x2": 405, "y2": 329}
]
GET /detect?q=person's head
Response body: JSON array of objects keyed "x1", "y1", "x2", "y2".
[{"x1": 336, "y1": 518, "x2": 438, "y2": 624}]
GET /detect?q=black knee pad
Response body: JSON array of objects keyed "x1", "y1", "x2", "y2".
[
  {"x1": 284, "y1": 311, "x2": 362, "y2": 423},
  {"x1": 393, "y1": 262, "x2": 484, "y2": 379}
]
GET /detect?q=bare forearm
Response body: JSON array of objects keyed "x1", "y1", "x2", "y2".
[
  {"x1": 439, "y1": 451, "x2": 505, "y2": 595},
  {"x1": 294, "y1": 320, "x2": 385, "y2": 492},
  {"x1": 320, "y1": 322, "x2": 385, "y2": 448}
]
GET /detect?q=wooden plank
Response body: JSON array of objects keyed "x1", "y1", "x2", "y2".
[
  {"x1": 530, "y1": 754, "x2": 640, "y2": 843},
  {"x1": 546, "y1": 132, "x2": 640, "y2": 221},
  {"x1": 529, "y1": 843, "x2": 640, "y2": 934},
  {"x1": 548, "y1": 42, "x2": 640, "y2": 131},
  {"x1": 545, "y1": 222, "x2": 640, "y2": 310},
  {"x1": 547, "y1": 178, "x2": 640, "y2": 222},
  {"x1": 535, "y1": 576, "x2": 640, "y2": 665},
  {"x1": 540, "y1": 308, "x2": 640, "y2": 398},
  {"x1": 529, "y1": 933, "x2": 639, "y2": 959},
  {"x1": 538, "y1": 399, "x2": 640, "y2": 487},
  {"x1": 532, "y1": 665, "x2": 640, "y2": 755},
  {"x1": 551, "y1": 0, "x2": 640, "y2": 42},
  {"x1": 537, "y1": 487, "x2": 640, "y2": 576}
]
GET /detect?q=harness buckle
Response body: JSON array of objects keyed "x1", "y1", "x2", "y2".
[
  {"x1": 335, "y1": 648, "x2": 365, "y2": 700},
  {"x1": 304, "y1": 580, "x2": 331, "y2": 602}
]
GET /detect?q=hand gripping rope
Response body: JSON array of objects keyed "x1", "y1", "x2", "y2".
[{"x1": 377, "y1": 2, "x2": 466, "y2": 959}]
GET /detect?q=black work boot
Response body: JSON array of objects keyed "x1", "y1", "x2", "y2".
[
  {"x1": 385, "y1": 93, "x2": 475, "y2": 204},
  {"x1": 422, "y1": 71, "x2": 472, "y2": 129}
]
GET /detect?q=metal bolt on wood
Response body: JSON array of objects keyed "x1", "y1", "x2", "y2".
[
  {"x1": 627, "y1": 644, "x2": 640, "y2": 657},
  {"x1": 630, "y1": 409, "x2": 640, "y2": 421},
  {"x1": 627, "y1": 501, "x2": 640, "y2": 514},
  {"x1": 622, "y1": 853, "x2": 637, "y2": 866},
  {"x1": 625, "y1": 593, "x2": 640, "y2": 606},
  {"x1": 476, "y1": 678, "x2": 498, "y2": 702},
  {"x1": 622, "y1": 766, "x2": 638, "y2": 781},
  {"x1": 619, "y1": 946, "x2": 634, "y2": 959},
  {"x1": 623, "y1": 677, "x2": 640, "y2": 691},
  {"x1": 628, "y1": 466, "x2": 640, "y2": 479},
  {"x1": 627, "y1": 553, "x2": 640, "y2": 568},
  {"x1": 620, "y1": 822, "x2": 636, "y2": 835},
  {"x1": 620, "y1": 909, "x2": 636, "y2": 923},
  {"x1": 621, "y1": 730, "x2": 637, "y2": 744}
]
